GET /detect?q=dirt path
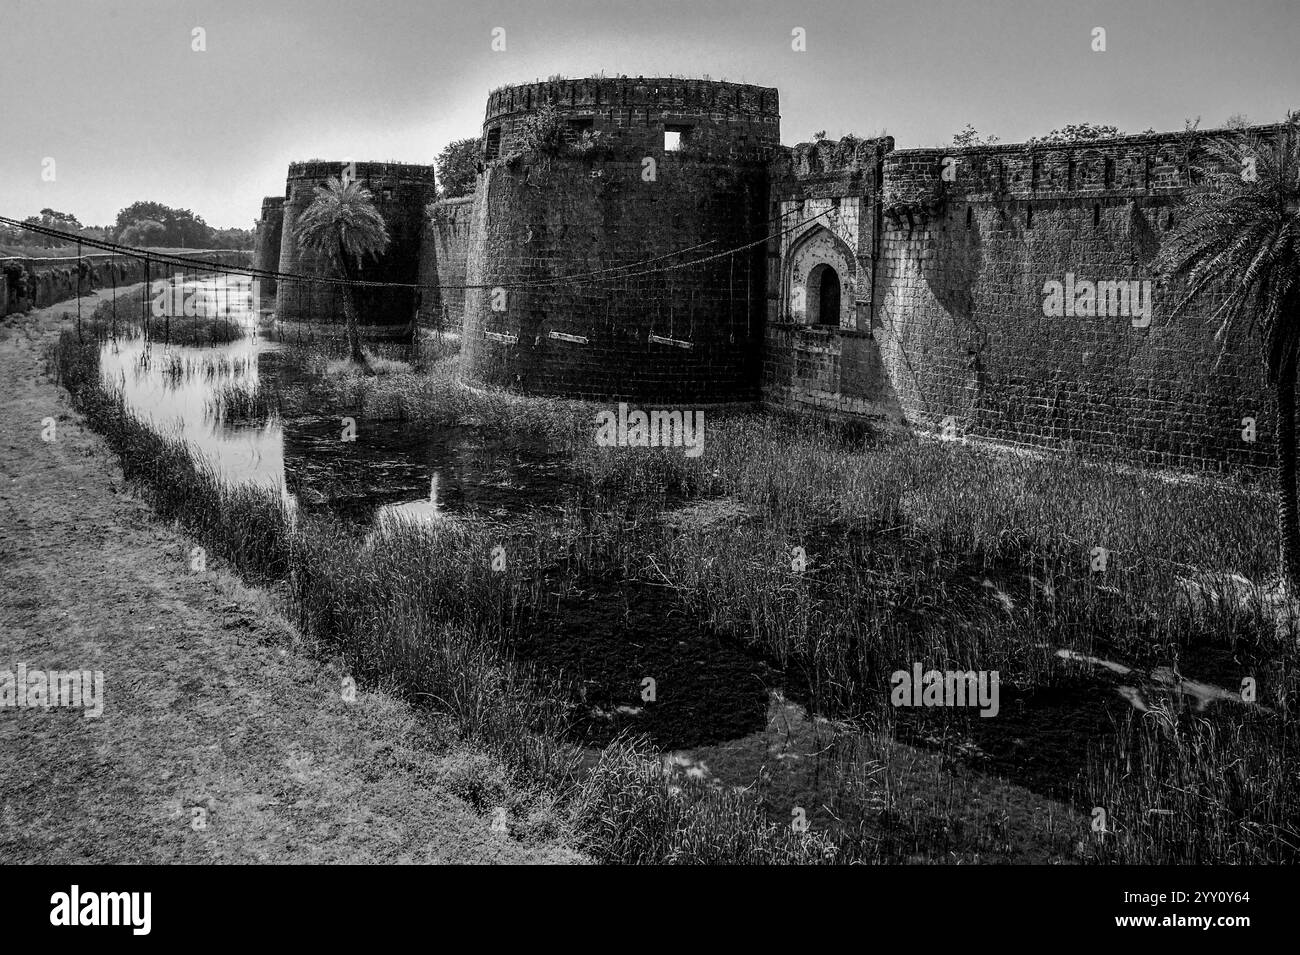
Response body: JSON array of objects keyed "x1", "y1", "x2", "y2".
[{"x1": 0, "y1": 289, "x2": 582, "y2": 864}]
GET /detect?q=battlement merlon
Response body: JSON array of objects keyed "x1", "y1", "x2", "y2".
[
  {"x1": 285, "y1": 160, "x2": 438, "y2": 184},
  {"x1": 484, "y1": 77, "x2": 780, "y2": 123}
]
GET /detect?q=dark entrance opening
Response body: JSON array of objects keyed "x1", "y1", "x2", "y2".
[{"x1": 817, "y1": 265, "x2": 841, "y2": 325}]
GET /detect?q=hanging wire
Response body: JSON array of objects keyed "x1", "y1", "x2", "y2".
[
  {"x1": 1, "y1": 204, "x2": 840, "y2": 374},
  {"x1": 75, "y1": 238, "x2": 83, "y2": 342},
  {"x1": 0, "y1": 210, "x2": 831, "y2": 294},
  {"x1": 142, "y1": 257, "x2": 150, "y2": 342},
  {"x1": 110, "y1": 255, "x2": 118, "y2": 339}
]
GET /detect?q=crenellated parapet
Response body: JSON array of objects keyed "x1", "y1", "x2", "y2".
[
  {"x1": 481, "y1": 77, "x2": 780, "y2": 165},
  {"x1": 484, "y1": 77, "x2": 779, "y2": 123},
  {"x1": 881, "y1": 122, "x2": 1293, "y2": 223},
  {"x1": 285, "y1": 161, "x2": 437, "y2": 188}
]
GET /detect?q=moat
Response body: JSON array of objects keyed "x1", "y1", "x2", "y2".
[{"x1": 78, "y1": 275, "x2": 1272, "y2": 863}]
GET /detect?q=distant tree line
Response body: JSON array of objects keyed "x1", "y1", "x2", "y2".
[
  {"x1": 0, "y1": 202, "x2": 254, "y2": 252},
  {"x1": 112, "y1": 201, "x2": 253, "y2": 250}
]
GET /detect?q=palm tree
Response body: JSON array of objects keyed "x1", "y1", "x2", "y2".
[
  {"x1": 292, "y1": 176, "x2": 390, "y2": 366},
  {"x1": 1158, "y1": 116, "x2": 1300, "y2": 587}
]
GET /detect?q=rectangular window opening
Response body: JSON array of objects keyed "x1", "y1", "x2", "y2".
[
  {"x1": 484, "y1": 127, "x2": 502, "y2": 161},
  {"x1": 664, "y1": 124, "x2": 692, "y2": 152}
]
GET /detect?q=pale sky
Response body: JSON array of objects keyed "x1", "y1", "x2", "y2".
[{"x1": 1, "y1": 0, "x2": 1296, "y2": 229}]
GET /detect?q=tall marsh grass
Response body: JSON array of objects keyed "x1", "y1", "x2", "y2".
[{"x1": 205, "y1": 381, "x2": 281, "y2": 424}]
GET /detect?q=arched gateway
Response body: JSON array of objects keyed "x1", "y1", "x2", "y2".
[{"x1": 785, "y1": 225, "x2": 855, "y2": 328}]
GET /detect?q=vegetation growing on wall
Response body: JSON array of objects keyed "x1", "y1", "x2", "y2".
[
  {"x1": 502, "y1": 103, "x2": 605, "y2": 166},
  {"x1": 952, "y1": 124, "x2": 1000, "y2": 147},
  {"x1": 1025, "y1": 122, "x2": 1124, "y2": 145}
]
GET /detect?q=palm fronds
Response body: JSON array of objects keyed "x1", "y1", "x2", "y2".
[{"x1": 1157, "y1": 122, "x2": 1300, "y2": 382}]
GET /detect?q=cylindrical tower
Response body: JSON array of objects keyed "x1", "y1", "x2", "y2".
[
  {"x1": 277, "y1": 160, "x2": 437, "y2": 329},
  {"x1": 253, "y1": 196, "x2": 284, "y2": 295},
  {"x1": 462, "y1": 77, "x2": 780, "y2": 402}
]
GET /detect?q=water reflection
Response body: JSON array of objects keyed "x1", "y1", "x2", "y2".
[
  {"x1": 98, "y1": 277, "x2": 572, "y2": 525},
  {"x1": 280, "y1": 414, "x2": 568, "y2": 524},
  {"x1": 97, "y1": 289, "x2": 284, "y2": 491}
]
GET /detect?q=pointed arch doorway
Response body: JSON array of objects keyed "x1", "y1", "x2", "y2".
[
  {"x1": 784, "y1": 225, "x2": 854, "y2": 328},
  {"x1": 810, "y1": 262, "x2": 841, "y2": 326}
]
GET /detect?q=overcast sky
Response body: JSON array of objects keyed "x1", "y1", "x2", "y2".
[{"x1": 1, "y1": 0, "x2": 1296, "y2": 229}]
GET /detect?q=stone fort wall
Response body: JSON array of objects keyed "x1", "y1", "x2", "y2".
[
  {"x1": 763, "y1": 136, "x2": 900, "y2": 422},
  {"x1": 417, "y1": 196, "x2": 472, "y2": 335},
  {"x1": 764, "y1": 125, "x2": 1293, "y2": 472},
  {"x1": 253, "y1": 196, "x2": 284, "y2": 295},
  {"x1": 250, "y1": 77, "x2": 1288, "y2": 473}
]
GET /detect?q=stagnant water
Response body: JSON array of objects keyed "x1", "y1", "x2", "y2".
[
  {"x1": 96, "y1": 278, "x2": 1255, "y2": 853},
  {"x1": 97, "y1": 282, "x2": 784, "y2": 740},
  {"x1": 98, "y1": 280, "x2": 570, "y2": 526}
]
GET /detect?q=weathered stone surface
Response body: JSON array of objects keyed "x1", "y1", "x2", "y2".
[
  {"x1": 762, "y1": 126, "x2": 1291, "y2": 472},
  {"x1": 417, "y1": 197, "x2": 472, "y2": 333},
  {"x1": 462, "y1": 79, "x2": 775, "y2": 402},
  {"x1": 253, "y1": 196, "x2": 284, "y2": 296},
  {"x1": 277, "y1": 160, "x2": 436, "y2": 328}
]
